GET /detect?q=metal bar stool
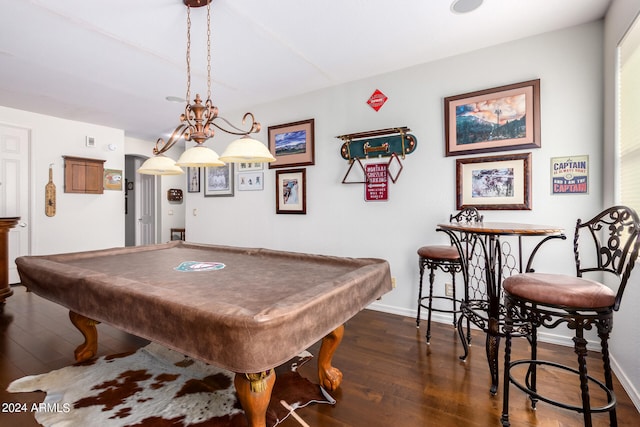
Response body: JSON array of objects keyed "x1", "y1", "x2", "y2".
[
  {"x1": 501, "y1": 206, "x2": 640, "y2": 427},
  {"x1": 416, "y1": 207, "x2": 482, "y2": 343}
]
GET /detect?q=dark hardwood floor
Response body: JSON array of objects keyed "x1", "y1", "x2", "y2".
[{"x1": 1, "y1": 284, "x2": 639, "y2": 426}]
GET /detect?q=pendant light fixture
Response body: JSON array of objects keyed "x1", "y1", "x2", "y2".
[{"x1": 138, "y1": 0, "x2": 275, "y2": 176}]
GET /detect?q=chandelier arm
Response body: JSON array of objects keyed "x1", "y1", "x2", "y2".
[
  {"x1": 210, "y1": 113, "x2": 261, "y2": 136},
  {"x1": 153, "y1": 124, "x2": 190, "y2": 155}
]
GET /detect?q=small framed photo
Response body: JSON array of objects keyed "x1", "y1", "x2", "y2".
[
  {"x1": 187, "y1": 167, "x2": 200, "y2": 193},
  {"x1": 238, "y1": 172, "x2": 264, "y2": 191},
  {"x1": 276, "y1": 168, "x2": 306, "y2": 214},
  {"x1": 238, "y1": 162, "x2": 264, "y2": 172},
  {"x1": 103, "y1": 169, "x2": 123, "y2": 191},
  {"x1": 444, "y1": 79, "x2": 541, "y2": 156},
  {"x1": 268, "y1": 119, "x2": 315, "y2": 169},
  {"x1": 456, "y1": 152, "x2": 531, "y2": 210},
  {"x1": 204, "y1": 164, "x2": 234, "y2": 197}
]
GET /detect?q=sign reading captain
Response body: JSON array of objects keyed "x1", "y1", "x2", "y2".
[{"x1": 551, "y1": 155, "x2": 589, "y2": 194}]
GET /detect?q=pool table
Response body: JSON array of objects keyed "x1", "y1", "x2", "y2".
[{"x1": 16, "y1": 241, "x2": 392, "y2": 427}]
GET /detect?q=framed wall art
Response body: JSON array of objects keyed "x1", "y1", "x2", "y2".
[
  {"x1": 275, "y1": 168, "x2": 306, "y2": 214},
  {"x1": 103, "y1": 169, "x2": 123, "y2": 191},
  {"x1": 187, "y1": 167, "x2": 200, "y2": 193},
  {"x1": 550, "y1": 155, "x2": 589, "y2": 194},
  {"x1": 268, "y1": 119, "x2": 315, "y2": 169},
  {"x1": 456, "y1": 152, "x2": 532, "y2": 210},
  {"x1": 238, "y1": 162, "x2": 264, "y2": 172},
  {"x1": 444, "y1": 79, "x2": 540, "y2": 156},
  {"x1": 238, "y1": 172, "x2": 264, "y2": 191},
  {"x1": 204, "y1": 164, "x2": 234, "y2": 197}
]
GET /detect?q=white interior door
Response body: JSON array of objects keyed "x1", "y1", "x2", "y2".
[
  {"x1": 138, "y1": 172, "x2": 155, "y2": 245},
  {"x1": 0, "y1": 124, "x2": 31, "y2": 284}
]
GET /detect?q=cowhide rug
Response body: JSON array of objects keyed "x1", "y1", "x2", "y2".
[{"x1": 7, "y1": 343, "x2": 335, "y2": 427}]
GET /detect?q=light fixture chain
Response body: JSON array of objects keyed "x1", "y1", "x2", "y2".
[
  {"x1": 206, "y1": 0, "x2": 212, "y2": 101},
  {"x1": 186, "y1": 5, "x2": 192, "y2": 103}
]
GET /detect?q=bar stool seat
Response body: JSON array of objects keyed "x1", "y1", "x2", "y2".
[
  {"x1": 501, "y1": 205, "x2": 640, "y2": 427},
  {"x1": 417, "y1": 245, "x2": 460, "y2": 262},
  {"x1": 416, "y1": 208, "x2": 482, "y2": 344},
  {"x1": 503, "y1": 273, "x2": 616, "y2": 308}
]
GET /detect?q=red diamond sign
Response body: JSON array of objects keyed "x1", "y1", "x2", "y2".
[{"x1": 367, "y1": 89, "x2": 388, "y2": 111}]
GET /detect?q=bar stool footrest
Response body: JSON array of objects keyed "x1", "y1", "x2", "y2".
[
  {"x1": 507, "y1": 359, "x2": 616, "y2": 414},
  {"x1": 418, "y1": 295, "x2": 463, "y2": 314}
]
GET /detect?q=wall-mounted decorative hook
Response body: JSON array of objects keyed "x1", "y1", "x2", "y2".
[
  {"x1": 336, "y1": 127, "x2": 417, "y2": 162},
  {"x1": 336, "y1": 127, "x2": 416, "y2": 186}
]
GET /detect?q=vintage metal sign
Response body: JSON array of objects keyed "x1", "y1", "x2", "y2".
[
  {"x1": 367, "y1": 89, "x2": 388, "y2": 112},
  {"x1": 365, "y1": 163, "x2": 388, "y2": 201},
  {"x1": 551, "y1": 155, "x2": 589, "y2": 194}
]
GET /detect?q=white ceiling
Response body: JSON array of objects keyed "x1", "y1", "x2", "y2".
[{"x1": 0, "y1": 0, "x2": 611, "y2": 141}]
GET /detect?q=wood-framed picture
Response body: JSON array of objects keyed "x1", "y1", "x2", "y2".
[
  {"x1": 268, "y1": 119, "x2": 315, "y2": 169},
  {"x1": 187, "y1": 167, "x2": 200, "y2": 193},
  {"x1": 444, "y1": 79, "x2": 540, "y2": 156},
  {"x1": 275, "y1": 168, "x2": 306, "y2": 214},
  {"x1": 456, "y1": 152, "x2": 532, "y2": 210},
  {"x1": 204, "y1": 164, "x2": 234, "y2": 197}
]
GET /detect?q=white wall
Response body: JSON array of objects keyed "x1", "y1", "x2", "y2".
[
  {"x1": 187, "y1": 23, "x2": 603, "y2": 320},
  {"x1": 604, "y1": 0, "x2": 640, "y2": 411},
  {"x1": 0, "y1": 106, "x2": 125, "y2": 255}
]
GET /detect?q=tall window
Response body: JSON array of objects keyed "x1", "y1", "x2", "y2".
[{"x1": 619, "y1": 16, "x2": 640, "y2": 214}]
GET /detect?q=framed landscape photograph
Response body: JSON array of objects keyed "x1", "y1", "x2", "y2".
[
  {"x1": 275, "y1": 168, "x2": 306, "y2": 214},
  {"x1": 268, "y1": 119, "x2": 315, "y2": 169},
  {"x1": 444, "y1": 79, "x2": 540, "y2": 156},
  {"x1": 187, "y1": 167, "x2": 200, "y2": 193},
  {"x1": 456, "y1": 152, "x2": 532, "y2": 210},
  {"x1": 204, "y1": 164, "x2": 234, "y2": 197}
]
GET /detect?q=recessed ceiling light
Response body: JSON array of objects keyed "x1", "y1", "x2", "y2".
[{"x1": 451, "y1": 0, "x2": 483, "y2": 14}]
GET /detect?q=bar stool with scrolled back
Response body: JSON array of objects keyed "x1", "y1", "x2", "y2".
[
  {"x1": 501, "y1": 206, "x2": 640, "y2": 427},
  {"x1": 416, "y1": 207, "x2": 483, "y2": 343}
]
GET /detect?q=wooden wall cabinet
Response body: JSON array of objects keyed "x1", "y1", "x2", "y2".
[{"x1": 63, "y1": 156, "x2": 105, "y2": 194}]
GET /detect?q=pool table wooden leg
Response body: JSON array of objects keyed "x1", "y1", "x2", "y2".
[
  {"x1": 69, "y1": 311, "x2": 100, "y2": 362},
  {"x1": 318, "y1": 324, "x2": 344, "y2": 391},
  {"x1": 234, "y1": 370, "x2": 276, "y2": 427}
]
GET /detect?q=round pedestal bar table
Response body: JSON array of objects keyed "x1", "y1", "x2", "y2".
[
  {"x1": 437, "y1": 221, "x2": 565, "y2": 395},
  {"x1": 0, "y1": 216, "x2": 20, "y2": 304}
]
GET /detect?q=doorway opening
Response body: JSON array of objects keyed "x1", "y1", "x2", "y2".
[{"x1": 124, "y1": 155, "x2": 156, "y2": 246}]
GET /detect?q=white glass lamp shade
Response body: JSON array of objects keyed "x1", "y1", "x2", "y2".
[
  {"x1": 219, "y1": 136, "x2": 276, "y2": 163},
  {"x1": 176, "y1": 145, "x2": 225, "y2": 167},
  {"x1": 137, "y1": 155, "x2": 185, "y2": 175}
]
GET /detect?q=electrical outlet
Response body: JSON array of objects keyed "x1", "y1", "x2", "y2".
[
  {"x1": 445, "y1": 282, "x2": 454, "y2": 297},
  {"x1": 391, "y1": 277, "x2": 397, "y2": 288}
]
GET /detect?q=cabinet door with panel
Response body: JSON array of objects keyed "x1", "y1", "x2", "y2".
[{"x1": 63, "y1": 156, "x2": 105, "y2": 194}]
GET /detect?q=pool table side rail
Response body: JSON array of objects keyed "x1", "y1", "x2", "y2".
[{"x1": 15, "y1": 241, "x2": 393, "y2": 373}]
